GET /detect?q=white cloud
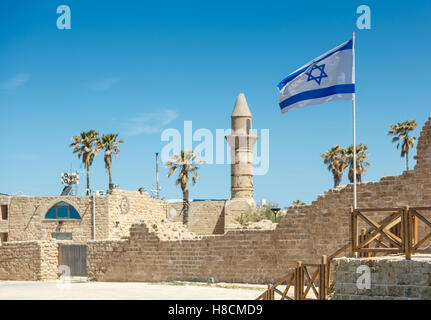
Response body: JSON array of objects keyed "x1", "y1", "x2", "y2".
[
  {"x1": 125, "y1": 109, "x2": 178, "y2": 136},
  {"x1": 1, "y1": 73, "x2": 30, "y2": 90},
  {"x1": 87, "y1": 77, "x2": 119, "y2": 91}
]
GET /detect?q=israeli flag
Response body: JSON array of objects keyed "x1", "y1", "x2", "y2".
[{"x1": 277, "y1": 39, "x2": 355, "y2": 114}]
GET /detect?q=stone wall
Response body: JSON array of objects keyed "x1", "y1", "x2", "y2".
[
  {"x1": 166, "y1": 198, "x2": 255, "y2": 235},
  {"x1": 0, "y1": 196, "x2": 10, "y2": 236},
  {"x1": 4, "y1": 117, "x2": 431, "y2": 283},
  {"x1": 0, "y1": 189, "x2": 168, "y2": 243},
  {"x1": 107, "y1": 190, "x2": 167, "y2": 239},
  {"x1": 332, "y1": 255, "x2": 431, "y2": 300},
  {"x1": 280, "y1": 117, "x2": 431, "y2": 261},
  {"x1": 39, "y1": 241, "x2": 60, "y2": 280},
  {"x1": 0, "y1": 241, "x2": 58, "y2": 281},
  {"x1": 224, "y1": 199, "x2": 255, "y2": 229},
  {"x1": 6, "y1": 195, "x2": 109, "y2": 242},
  {"x1": 0, "y1": 189, "x2": 169, "y2": 281},
  {"x1": 168, "y1": 201, "x2": 226, "y2": 235},
  {"x1": 87, "y1": 224, "x2": 286, "y2": 283},
  {"x1": 87, "y1": 118, "x2": 431, "y2": 284}
]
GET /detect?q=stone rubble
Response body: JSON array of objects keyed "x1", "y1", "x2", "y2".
[{"x1": 149, "y1": 220, "x2": 202, "y2": 240}]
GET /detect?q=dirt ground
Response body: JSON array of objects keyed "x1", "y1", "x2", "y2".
[{"x1": 0, "y1": 280, "x2": 269, "y2": 300}]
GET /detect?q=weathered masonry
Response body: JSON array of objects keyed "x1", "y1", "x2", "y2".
[
  {"x1": 332, "y1": 255, "x2": 431, "y2": 300},
  {"x1": 0, "y1": 190, "x2": 167, "y2": 243},
  {"x1": 2, "y1": 111, "x2": 431, "y2": 285},
  {"x1": 86, "y1": 118, "x2": 431, "y2": 283}
]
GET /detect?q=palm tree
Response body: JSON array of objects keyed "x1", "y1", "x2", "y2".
[
  {"x1": 165, "y1": 150, "x2": 204, "y2": 225},
  {"x1": 320, "y1": 145, "x2": 347, "y2": 188},
  {"x1": 99, "y1": 133, "x2": 124, "y2": 191},
  {"x1": 387, "y1": 120, "x2": 417, "y2": 171},
  {"x1": 70, "y1": 129, "x2": 101, "y2": 195},
  {"x1": 345, "y1": 144, "x2": 371, "y2": 183}
]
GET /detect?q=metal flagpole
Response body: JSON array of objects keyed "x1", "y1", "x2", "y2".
[
  {"x1": 352, "y1": 32, "x2": 357, "y2": 209},
  {"x1": 155, "y1": 152, "x2": 160, "y2": 199}
]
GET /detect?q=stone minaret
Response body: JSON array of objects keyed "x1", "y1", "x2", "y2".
[{"x1": 225, "y1": 93, "x2": 258, "y2": 199}]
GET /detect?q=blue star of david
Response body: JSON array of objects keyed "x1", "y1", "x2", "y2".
[{"x1": 306, "y1": 64, "x2": 328, "y2": 85}]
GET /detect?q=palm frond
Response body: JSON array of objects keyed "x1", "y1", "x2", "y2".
[{"x1": 166, "y1": 150, "x2": 203, "y2": 192}]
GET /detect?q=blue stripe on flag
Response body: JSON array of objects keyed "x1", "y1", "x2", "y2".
[
  {"x1": 279, "y1": 84, "x2": 355, "y2": 110},
  {"x1": 277, "y1": 40, "x2": 353, "y2": 91},
  {"x1": 276, "y1": 66, "x2": 309, "y2": 91}
]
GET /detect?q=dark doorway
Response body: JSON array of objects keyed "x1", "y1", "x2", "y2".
[{"x1": 58, "y1": 244, "x2": 87, "y2": 277}]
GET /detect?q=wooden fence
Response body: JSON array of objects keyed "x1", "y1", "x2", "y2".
[
  {"x1": 257, "y1": 206, "x2": 431, "y2": 300},
  {"x1": 351, "y1": 206, "x2": 431, "y2": 259},
  {"x1": 256, "y1": 244, "x2": 349, "y2": 300}
]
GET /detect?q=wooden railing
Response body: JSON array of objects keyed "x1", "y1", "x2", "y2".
[
  {"x1": 295, "y1": 258, "x2": 327, "y2": 300},
  {"x1": 351, "y1": 206, "x2": 431, "y2": 259},
  {"x1": 257, "y1": 206, "x2": 431, "y2": 300},
  {"x1": 256, "y1": 244, "x2": 349, "y2": 300}
]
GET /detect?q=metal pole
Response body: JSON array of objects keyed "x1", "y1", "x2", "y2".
[
  {"x1": 75, "y1": 171, "x2": 78, "y2": 196},
  {"x1": 92, "y1": 192, "x2": 96, "y2": 240},
  {"x1": 352, "y1": 31, "x2": 357, "y2": 209},
  {"x1": 155, "y1": 152, "x2": 160, "y2": 199}
]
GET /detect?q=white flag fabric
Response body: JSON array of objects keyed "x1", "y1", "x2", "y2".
[{"x1": 277, "y1": 39, "x2": 355, "y2": 114}]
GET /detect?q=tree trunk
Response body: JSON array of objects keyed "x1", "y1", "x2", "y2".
[
  {"x1": 406, "y1": 150, "x2": 409, "y2": 171},
  {"x1": 108, "y1": 166, "x2": 113, "y2": 190},
  {"x1": 333, "y1": 172, "x2": 339, "y2": 188},
  {"x1": 86, "y1": 166, "x2": 90, "y2": 195},
  {"x1": 182, "y1": 188, "x2": 189, "y2": 225}
]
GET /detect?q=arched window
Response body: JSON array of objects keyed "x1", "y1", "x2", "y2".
[{"x1": 45, "y1": 202, "x2": 81, "y2": 220}]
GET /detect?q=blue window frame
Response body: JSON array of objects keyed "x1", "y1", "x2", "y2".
[{"x1": 45, "y1": 202, "x2": 81, "y2": 220}]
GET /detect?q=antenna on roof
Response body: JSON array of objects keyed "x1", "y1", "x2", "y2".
[
  {"x1": 61, "y1": 172, "x2": 79, "y2": 195},
  {"x1": 60, "y1": 185, "x2": 73, "y2": 196},
  {"x1": 153, "y1": 152, "x2": 161, "y2": 199}
]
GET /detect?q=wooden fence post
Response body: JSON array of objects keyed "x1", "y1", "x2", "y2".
[
  {"x1": 326, "y1": 258, "x2": 331, "y2": 296},
  {"x1": 300, "y1": 262, "x2": 304, "y2": 300},
  {"x1": 359, "y1": 228, "x2": 365, "y2": 258},
  {"x1": 266, "y1": 284, "x2": 275, "y2": 300},
  {"x1": 413, "y1": 212, "x2": 418, "y2": 247},
  {"x1": 408, "y1": 206, "x2": 413, "y2": 259},
  {"x1": 403, "y1": 206, "x2": 412, "y2": 260},
  {"x1": 295, "y1": 261, "x2": 302, "y2": 300},
  {"x1": 319, "y1": 255, "x2": 327, "y2": 300}
]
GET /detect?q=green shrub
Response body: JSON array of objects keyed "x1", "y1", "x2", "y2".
[{"x1": 235, "y1": 202, "x2": 283, "y2": 224}]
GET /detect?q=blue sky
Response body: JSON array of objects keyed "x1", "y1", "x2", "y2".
[{"x1": 1, "y1": 1, "x2": 430, "y2": 207}]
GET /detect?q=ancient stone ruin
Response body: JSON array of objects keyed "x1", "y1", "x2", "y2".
[{"x1": 1, "y1": 98, "x2": 431, "y2": 300}]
